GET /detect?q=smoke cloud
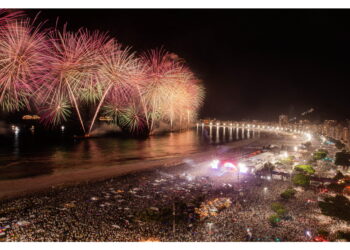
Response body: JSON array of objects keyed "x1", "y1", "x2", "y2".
[{"x1": 89, "y1": 123, "x2": 122, "y2": 137}]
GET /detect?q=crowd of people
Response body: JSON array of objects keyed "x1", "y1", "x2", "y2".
[{"x1": 1, "y1": 150, "x2": 348, "y2": 242}]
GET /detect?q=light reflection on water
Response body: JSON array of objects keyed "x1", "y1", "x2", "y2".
[{"x1": 0, "y1": 127, "x2": 261, "y2": 180}]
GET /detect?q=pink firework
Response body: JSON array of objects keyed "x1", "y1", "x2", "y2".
[
  {"x1": 37, "y1": 26, "x2": 113, "y2": 132},
  {"x1": 0, "y1": 9, "x2": 23, "y2": 28},
  {"x1": 0, "y1": 18, "x2": 49, "y2": 112},
  {"x1": 89, "y1": 43, "x2": 145, "y2": 134},
  {"x1": 140, "y1": 48, "x2": 200, "y2": 131}
]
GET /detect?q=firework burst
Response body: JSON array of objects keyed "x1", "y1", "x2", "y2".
[
  {"x1": 40, "y1": 97, "x2": 72, "y2": 126},
  {"x1": 37, "y1": 26, "x2": 112, "y2": 132},
  {"x1": 0, "y1": 18, "x2": 49, "y2": 112},
  {"x1": 140, "y1": 48, "x2": 203, "y2": 132},
  {"x1": 88, "y1": 43, "x2": 145, "y2": 134},
  {"x1": 118, "y1": 103, "x2": 147, "y2": 133}
]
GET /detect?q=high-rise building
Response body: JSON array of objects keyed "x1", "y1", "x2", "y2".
[
  {"x1": 278, "y1": 114, "x2": 288, "y2": 127},
  {"x1": 323, "y1": 120, "x2": 337, "y2": 137},
  {"x1": 342, "y1": 127, "x2": 349, "y2": 143}
]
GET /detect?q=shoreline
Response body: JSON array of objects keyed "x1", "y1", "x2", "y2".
[{"x1": 0, "y1": 137, "x2": 263, "y2": 201}]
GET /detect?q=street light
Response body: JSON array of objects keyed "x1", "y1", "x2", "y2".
[
  {"x1": 173, "y1": 202, "x2": 176, "y2": 236},
  {"x1": 207, "y1": 222, "x2": 214, "y2": 241},
  {"x1": 246, "y1": 228, "x2": 252, "y2": 240},
  {"x1": 305, "y1": 230, "x2": 312, "y2": 240},
  {"x1": 263, "y1": 187, "x2": 268, "y2": 200}
]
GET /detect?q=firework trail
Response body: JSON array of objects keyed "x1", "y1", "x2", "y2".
[
  {"x1": 0, "y1": 9, "x2": 23, "y2": 29},
  {"x1": 0, "y1": 18, "x2": 49, "y2": 113}
]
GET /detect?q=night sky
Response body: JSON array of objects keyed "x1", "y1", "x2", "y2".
[{"x1": 26, "y1": 9, "x2": 350, "y2": 122}]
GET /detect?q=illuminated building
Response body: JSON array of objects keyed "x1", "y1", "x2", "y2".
[{"x1": 278, "y1": 114, "x2": 288, "y2": 127}]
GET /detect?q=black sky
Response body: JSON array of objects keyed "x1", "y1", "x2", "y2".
[{"x1": 26, "y1": 9, "x2": 350, "y2": 122}]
